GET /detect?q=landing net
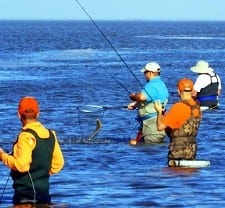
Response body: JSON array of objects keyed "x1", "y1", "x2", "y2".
[{"x1": 76, "y1": 105, "x2": 106, "y2": 139}]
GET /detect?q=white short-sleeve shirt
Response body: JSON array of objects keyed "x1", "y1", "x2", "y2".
[{"x1": 194, "y1": 73, "x2": 222, "y2": 92}]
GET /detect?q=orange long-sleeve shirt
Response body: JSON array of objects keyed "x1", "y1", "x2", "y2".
[{"x1": 1, "y1": 121, "x2": 64, "y2": 174}]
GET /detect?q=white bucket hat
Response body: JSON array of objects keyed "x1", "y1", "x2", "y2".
[{"x1": 190, "y1": 60, "x2": 214, "y2": 74}]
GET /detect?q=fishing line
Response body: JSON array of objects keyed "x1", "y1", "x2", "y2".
[
  {"x1": 95, "y1": 62, "x2": 131, "y2": 94},
  {"x1": 74, "y1": 0, "x2": 172, "y2": 129},
  {"x1": 74, "y1": 0, "x2": 169, "y2": 99},
  {"x1": 107, "y1": 68, "x2": 131, "y2": 94},
  {"x1": 74, "y1": 0, "x2": 143, "y2": 89}
]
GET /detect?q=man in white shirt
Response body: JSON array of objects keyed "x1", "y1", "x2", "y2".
[{"x1": 190, "y1": 60, "x2": 222, "y2": 110}]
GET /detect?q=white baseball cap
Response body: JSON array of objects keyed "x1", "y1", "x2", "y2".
[{"x1": 141, "y1": 62, "x2": 160, "y2": 73}]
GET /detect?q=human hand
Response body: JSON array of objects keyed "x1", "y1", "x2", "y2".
[
  {"x1": 127, "y1": 102, "x2": 137, "y2": 110},
  {"x1": 129, "y1": 93, "x2": 136, "y2": 101},
  {"x1": 154, "y1": 100, "x2": 163, "y2": 113},
  {"x1": 0, "y1": 147, "x2": 5, "y2": 161}
]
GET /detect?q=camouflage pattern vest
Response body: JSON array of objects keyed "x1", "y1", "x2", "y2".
[{"x1": 167, "y1": 100, "x2": 201, "y2": 139}]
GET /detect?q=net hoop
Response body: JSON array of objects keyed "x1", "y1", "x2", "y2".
[{"x1": 77, "y1": 105, "x2": 105, "y2": 113}]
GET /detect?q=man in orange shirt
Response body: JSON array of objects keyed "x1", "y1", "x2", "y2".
[
  {"x1": 154, "y1": 78, "x2": 201, "y2": 167},
  {"x1": 0, "y1": 96, "x2": 64, "y2": 206}
]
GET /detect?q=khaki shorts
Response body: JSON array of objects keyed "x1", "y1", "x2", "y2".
[{"x1": 142, "y1": 117, "x2": 166, "y2": 143}]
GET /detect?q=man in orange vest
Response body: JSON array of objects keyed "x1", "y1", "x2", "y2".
[{"x1": 154, "y1": 78, "x2": 201, "y2": 167}]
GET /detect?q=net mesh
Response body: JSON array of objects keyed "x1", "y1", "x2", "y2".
[{"x1": 77, "y1": 105, "x2": 105, "y2": 138}]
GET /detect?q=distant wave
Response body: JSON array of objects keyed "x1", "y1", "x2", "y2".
[
  {"x1": 0, "y1": 48, "x2": 122, "y2": 70},
  {"x1": 135, "y1": 35, "x2": 225, "y2": 40},
  {"x1": 1, "y1": 47, "x2": 225, "y2": 76},
  {"x1": 0, "y1": 49, "x2": 99, "y2": 69}
]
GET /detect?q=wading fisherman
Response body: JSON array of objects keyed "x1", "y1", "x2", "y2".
[
  {"x1": 154, "y1": 78, "x2": 201, "y2": 167},
  {"x1": 128, "y1": 62, "x2": 169, "y2": 145},
  {"x1": 190, "y1": 60, "x2": 222, "y2": 110},
  {"x1": 0, "y1": 97, "x2": 64, "y2": 206}
]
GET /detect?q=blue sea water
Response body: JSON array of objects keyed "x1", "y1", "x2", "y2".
[{"x1": 0, "y1": 20, "x2": 225, "y2": 207}]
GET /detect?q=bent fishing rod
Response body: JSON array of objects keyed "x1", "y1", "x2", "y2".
[
  {"x1": 74, "y1": 1, "x2": 176, "y2": 100},
  {"x1": 74, "y1": 0, "x2": 143, "y2": 92}
]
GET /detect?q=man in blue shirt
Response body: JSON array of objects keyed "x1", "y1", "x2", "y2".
[{"x1": 128, "y1": 62, "x2": 169, "y2": 145}]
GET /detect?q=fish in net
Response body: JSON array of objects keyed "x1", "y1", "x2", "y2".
[{"x1": 77, "y1": 105, "x2": 105, "y2": 140}]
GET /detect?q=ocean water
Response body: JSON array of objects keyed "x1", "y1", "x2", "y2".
[{"x1": 0, "y1": 20, "x2": 225, "y2": 207}]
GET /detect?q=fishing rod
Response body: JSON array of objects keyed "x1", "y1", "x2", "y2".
[
  {"x1": 74, "y1": 0, "x2": 143, "y2": 90},
  {"x1": 74, "y1": 0, "x2": 176, "y2": 110},
  {"x1": 95, "y1": 62, "x2": 131, "y2": 94},
  {"x1": 74, "y1": 1, "x2": 176, "y2": 96}
]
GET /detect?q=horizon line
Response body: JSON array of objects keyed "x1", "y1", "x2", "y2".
[{"x1": 0, "y1": 19, "x2": 225, "y2": 22}]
